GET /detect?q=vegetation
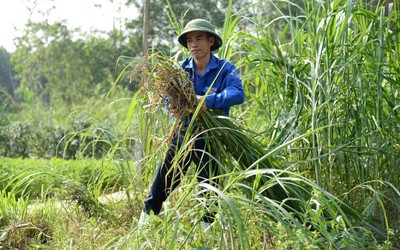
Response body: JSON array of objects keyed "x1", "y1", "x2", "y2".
[
  {"x1": 0, "y1": 0, "x2": 399, "y2": 249},
  {"x1": 0, "y1": 158, "x2": 123, "y2": 199}
]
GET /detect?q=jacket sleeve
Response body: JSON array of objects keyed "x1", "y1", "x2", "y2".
[{"x1": 205, "y1": 65, "x2": 245, "y2": 111}]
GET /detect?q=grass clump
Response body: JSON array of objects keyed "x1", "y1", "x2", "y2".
[{"x1": 134, "y1": 54, "x2": 198, "y2": 120}]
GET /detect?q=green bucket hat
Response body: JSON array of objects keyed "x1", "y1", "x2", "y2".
[{"x1": 178, "y1": 19, "x2": 222, "y2": 51}]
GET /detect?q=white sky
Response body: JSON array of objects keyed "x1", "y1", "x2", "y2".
[{"x1": 0, "y1": 0, "x2": 137, "y2": 52}]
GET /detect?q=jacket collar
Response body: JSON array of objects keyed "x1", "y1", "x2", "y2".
[{"x1": 184, "y1": 53, "x2": 218, "y2": 75}]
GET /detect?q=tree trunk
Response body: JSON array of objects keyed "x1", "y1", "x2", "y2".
[
  {"x1": 138, "y1": 0, "x2": 151, "y2": 174},
  {"x1": 142, "y1": 0, "x2": 150, "y2": 59}
]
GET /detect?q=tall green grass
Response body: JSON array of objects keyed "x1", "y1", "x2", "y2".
[
  {"x1": 115, "y1": 0, "x2": 400, "y2": 248},
  {"x1": 237, "y1": 0, "x2": 399, "y2": 243}
]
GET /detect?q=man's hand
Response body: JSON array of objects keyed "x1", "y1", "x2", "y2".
[{"x1": 196, "y1": 95, "x2": 207, "y2": 111}]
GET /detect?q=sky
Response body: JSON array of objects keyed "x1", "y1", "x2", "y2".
[{"x1": 0, "y1": 0, "x2": 136, "y2": 52}]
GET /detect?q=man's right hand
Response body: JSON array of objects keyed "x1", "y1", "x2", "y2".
[{"x1": 196, "y1": 95, "x2": 207, "y2": 111}]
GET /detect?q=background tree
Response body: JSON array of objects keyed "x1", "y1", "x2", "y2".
[
  {"x1": 125, "y1": 0, "x2": 232, "y2": 53},
  {"x1": 11, "y1": 21, "x2": 134, "y2": 111},
  {"x1": 0, "y1": 47, "x2": 16, "y2": 111},
  {"x1": 11, "y1": 21, "x2": 89, "y2": 107}
]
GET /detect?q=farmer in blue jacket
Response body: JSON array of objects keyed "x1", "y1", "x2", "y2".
[{"x1": 139, "y1": 19, "x2": 244, "y2": 231}]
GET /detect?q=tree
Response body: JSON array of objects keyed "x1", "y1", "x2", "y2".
[
  {"x1": 10, "y1": 19, "x2": 135, "y2": 110},
  {"x1": 142, "y1": 0, "x2": 150, "y2": 57},
  {"x1": 125, "y1": 0, "x2": 232, "y2": 53},
  {"x1": 0, "y1": 47, "x2": 16, "y2": 110},
  {"x1": 11, "y1": 21, "x2": 87, "y2": 106}
]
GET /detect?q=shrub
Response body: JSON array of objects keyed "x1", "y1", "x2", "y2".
[
  {"x1": 0, "y1": 116, "x2": 112, "y2": 159},
  {"x1": 0, "y1": 121, "x2": 36, "y2": 158}
]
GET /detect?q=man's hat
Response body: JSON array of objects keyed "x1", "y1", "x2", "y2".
[{"x1": 178, "y1": 19, "x2": 222, "y2": 51}]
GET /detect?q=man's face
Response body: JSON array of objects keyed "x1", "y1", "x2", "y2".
[{"x1": 186, "y1": 31, "x2": 214, "y2": 59}]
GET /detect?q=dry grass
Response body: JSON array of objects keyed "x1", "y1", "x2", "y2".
[{"x1": 131, "y1": 54, "x2": 198, "y2": 120}]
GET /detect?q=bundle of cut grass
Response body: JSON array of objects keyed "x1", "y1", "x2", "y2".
[
  {"x1": 136, "y1": 53, "x2": 365, "y2": 226},
  {"x1": 135, "y1": 54, "x2": 198, "y2": 120}
]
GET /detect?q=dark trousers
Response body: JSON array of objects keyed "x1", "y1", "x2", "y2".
[{"x1": 144, "y1": 127, "x2": 218, "y2": 221}]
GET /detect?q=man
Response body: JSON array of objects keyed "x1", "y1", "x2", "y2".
[{"x1": 139, "y1": 19, "x2": 244, "y2": 230}]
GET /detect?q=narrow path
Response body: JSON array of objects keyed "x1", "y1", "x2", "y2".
[{"x1": 27, "y1": 191, "x2": 129, "y2": 213}]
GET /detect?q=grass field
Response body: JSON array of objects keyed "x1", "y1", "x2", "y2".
[{"x1": 1, "y1": 0, "x2": 399, "y2": 249}]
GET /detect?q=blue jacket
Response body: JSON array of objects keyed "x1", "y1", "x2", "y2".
[{"x1": 181, "y1": 54, "x2": 245, "y2": 115}]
